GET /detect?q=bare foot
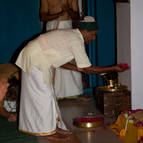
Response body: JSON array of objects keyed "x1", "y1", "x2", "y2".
[
  {"x1": 56, "y1": 128, "x2": 72, "y2": 136},
  {"x1": 47, "y1": 133, "x2": 70, "y2": 141}
]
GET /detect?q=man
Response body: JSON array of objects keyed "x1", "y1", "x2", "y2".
[
  {"x1": 15, "y1": 19, "x2": 126, "y2": 140},
  {"x1": 0, "y1": 79, "x2": 17, "y2": 122},
  {"x1": 40, "y1": 0, "x2": 83, "y2": 99}
]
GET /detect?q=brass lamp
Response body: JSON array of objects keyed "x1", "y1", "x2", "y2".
[{"x1": 99, "y1": 71, "x2": 127, "y2": 92}]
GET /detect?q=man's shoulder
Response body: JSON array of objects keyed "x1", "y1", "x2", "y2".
[
  {"x1": 44, "y1": 29, "x2": 78, "y2": 36},
  {"x1": 42, "y1": 29, "x2": 82, "y2": 43}
]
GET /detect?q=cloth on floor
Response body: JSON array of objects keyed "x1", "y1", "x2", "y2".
[
  {"x1": 110, "y1": 109, "x2": 143, "y2": 143},
  {"x1": 0, "y1": 116, "x2": 38, "y2": 143}
]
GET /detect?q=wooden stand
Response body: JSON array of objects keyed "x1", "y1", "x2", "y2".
[{"x1": 94, "y1": 87, "x2": 131, "y2": 118}]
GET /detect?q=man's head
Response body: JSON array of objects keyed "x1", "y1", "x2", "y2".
[
  {"x1": 78, "y1": 16, "x2": 98, "y2": 44},
  {"x1": 80, "y1": 30, "x2": 97, "y2": 44}
]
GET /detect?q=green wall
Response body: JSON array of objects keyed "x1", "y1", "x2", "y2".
[{"x1": 0, "y1": 0, "x2": 41, "y2": 63}]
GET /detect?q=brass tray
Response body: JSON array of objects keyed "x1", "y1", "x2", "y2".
[
  {"x1": 73, "y1": 117, "x2": 104, "y2": 128},
  {"x1": 96, "y1": 85, "x2": 128, "y2": 92}
]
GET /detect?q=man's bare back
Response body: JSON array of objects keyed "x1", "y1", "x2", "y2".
[{"x1": 40, "y1": 0, "x2": 80, "y2": 22}]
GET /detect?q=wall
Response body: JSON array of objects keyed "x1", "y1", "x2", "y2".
[
  {"x1": 116, "y1": 3, "x2": 131, "y2": 90},
  {"x1": 0, "y1": 0, "x2": 41, "y2": 63},
  {"x1": 131, "y1": 0, "x2": 143, "y2": 109}
]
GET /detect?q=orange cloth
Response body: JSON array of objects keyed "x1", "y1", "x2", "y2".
[{"x1": 110, "y1": 114, "x2": 143, "y2": 143}]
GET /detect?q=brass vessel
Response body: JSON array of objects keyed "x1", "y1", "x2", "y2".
[
  {"x1": 73, "y1": 113, "x2": 104, "y2": 128},
  {"x1": 99, "y1": 72, "x2": 128, "y2": 92},
  {"x1": 73, "y1": 119, "x2": 104, "y2": 128}
]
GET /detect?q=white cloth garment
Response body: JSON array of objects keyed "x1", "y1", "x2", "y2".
[
  {"x1": 46, "y1": 20, "x2": 83, "y2": 98},
  {"x1": 19, "y1": 68, "x2": 67, "y2": 136},
  {"x1": 16, "y1": 29, "x2": 91, "y2": 135}
]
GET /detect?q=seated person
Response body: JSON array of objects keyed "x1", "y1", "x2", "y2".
[{"x1": 0, "y1": 79, "x2": 17, "y2": 122}]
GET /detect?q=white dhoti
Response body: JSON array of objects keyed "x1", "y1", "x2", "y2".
[
  {"x1": 46, "y1": 20, "x2": 83, "y2": 98},
  {"x1": 19, "y1": 67, "x2": 67, "y2": 136}
]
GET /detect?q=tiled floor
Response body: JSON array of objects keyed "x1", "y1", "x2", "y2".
[{"x1": 38, "y1": 98, "x2": 124, "y2": 143}]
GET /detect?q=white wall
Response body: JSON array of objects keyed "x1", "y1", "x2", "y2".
[
  {"x1": 131, "y1": 0, "x2": 143, "y2": 109},
  {"x1": 116, "y1": 3, "x2": 131, "y2": 90},
  {"x1": 117, "y1": 0, "x2": 143, "y2": 109}
]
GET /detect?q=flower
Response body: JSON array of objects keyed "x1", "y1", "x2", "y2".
[
  {"x1": 74, "y1": 117, "x2": 103, "y2": 123},
  {"x1": 119, "y1": 63, "x2": 130, "y2": 70}
]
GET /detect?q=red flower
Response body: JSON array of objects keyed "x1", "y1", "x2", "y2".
[
  {"x1": 119, "y1": 63, "x2": 130, "y2": 70},
  {"x1": 74, "y1": 117, "x2": 103, "y2": 123}
]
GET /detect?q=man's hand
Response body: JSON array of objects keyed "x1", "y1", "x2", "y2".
[{"x1": 114, "y1": 64, "x2": 130, "y2": 72}]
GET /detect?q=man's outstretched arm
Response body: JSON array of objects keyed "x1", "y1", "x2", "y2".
[
  {"x1": 61, "y1": 63, "x2": 126, "y2": 74},
  {"x1": 61, "y1": 62, "x2": 83, "y2": 72},
  {"x1": 83, "y1": 65, "x2": 126, "y2": 74}
]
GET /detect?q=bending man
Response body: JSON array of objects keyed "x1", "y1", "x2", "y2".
[{"x1": 15, "y1": 19, "x2": 126, "y2": 139}]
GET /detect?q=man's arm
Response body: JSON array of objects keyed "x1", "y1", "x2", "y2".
[
  {"x1": 61, "y1": 64, "x2": 126, "y2": 74},
  {"x1": 40, "y1": 0, "x2": 48, "y2": 22},
  {"x1": 83, "y1": 65, "x2": 125, "y2": 74},
  {"x1": 67, "y1": 0, "x2": 80, "y2": 20},
  {"x1": 61, "y1": 62, "x2": 84, "y2": 72}
]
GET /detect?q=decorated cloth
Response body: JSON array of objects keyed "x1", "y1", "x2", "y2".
[
  {"x1": 110, "y1": 109, "x2": 143, "y2": 143},
  {"x1": 46, "y1": 20, "x2": 83, "y2": 98},
  {"x1": 15, "y1": 29, "x2": 91, "y2": 135}
]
